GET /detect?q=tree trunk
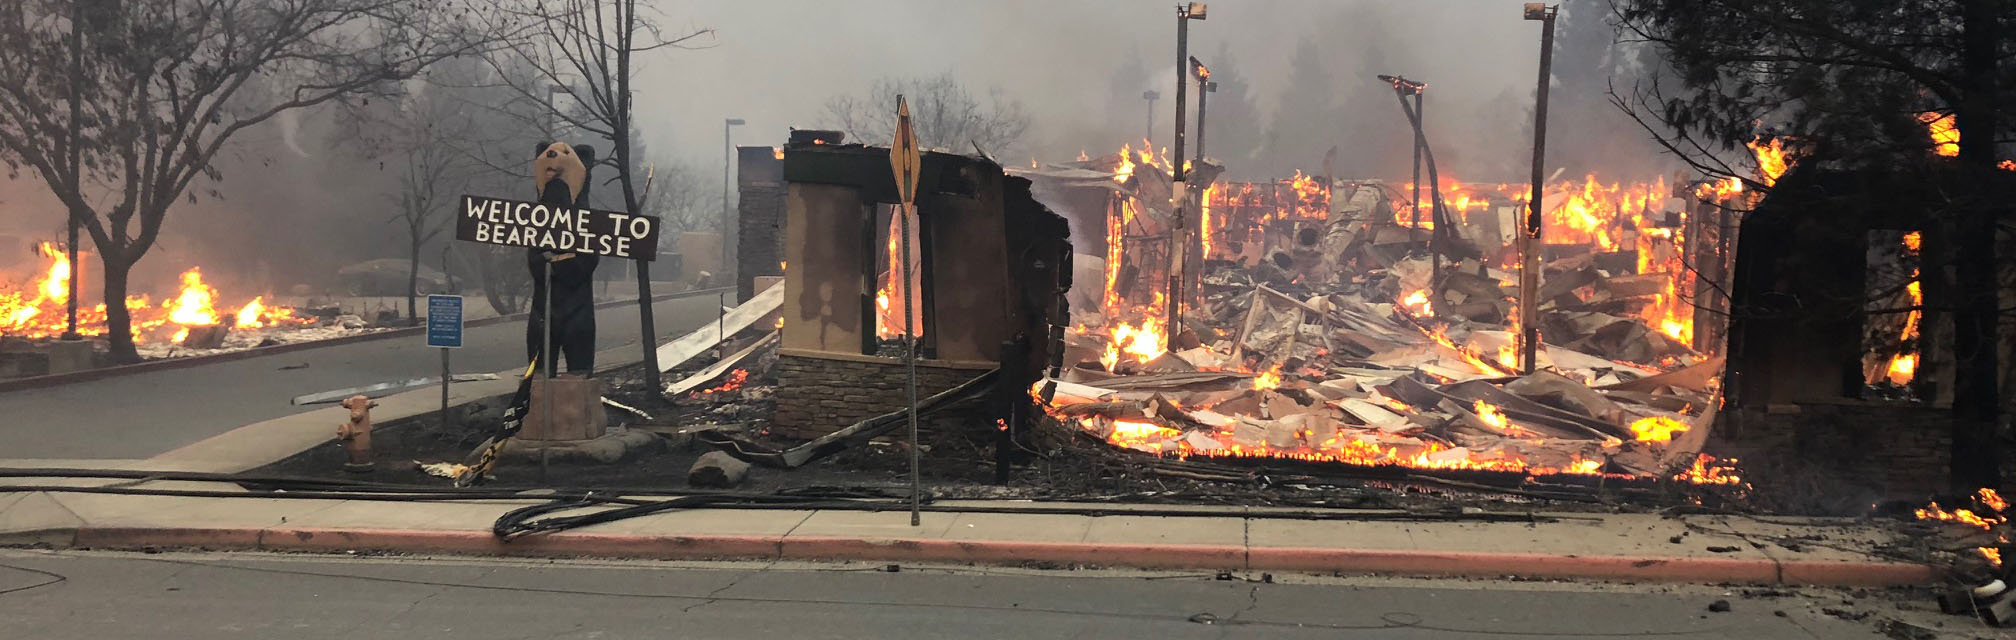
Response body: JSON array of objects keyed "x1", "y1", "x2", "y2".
[
  {"x1": 407, "y1": 232, "x2": 422, "y2": 326},
  {"x1": 101, "y1": 255, "x2": 139, "y2": 363},
  {"x1": 1949, "y1": 0, "x2": 2003, "y2": 491}
]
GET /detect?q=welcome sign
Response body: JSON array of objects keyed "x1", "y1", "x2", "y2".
[{"x1": 456, "y1": 194, "x2": 661, "y2": 261}]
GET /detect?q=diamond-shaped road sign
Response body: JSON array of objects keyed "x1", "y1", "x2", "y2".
[{"x1": 890, "y1": 95, "x2": 921, "y2": 206}]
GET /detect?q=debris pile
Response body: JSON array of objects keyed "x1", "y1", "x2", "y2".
[
  {"x1": 1032, "y1": 147, "x2": 1749, "y2": 490},
  {"x1": 1919, "y1": 489, "x2": 2016, "y2": 625}
]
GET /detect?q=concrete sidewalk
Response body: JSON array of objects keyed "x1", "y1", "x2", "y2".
[{"x1": 0, "y1": 479, "x2": 1934, "y2": 587}]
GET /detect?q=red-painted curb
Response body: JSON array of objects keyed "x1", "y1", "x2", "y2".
[
  {"x1": 53, "y1": 526, "x2": 1936, "y2": 586},
  {"x1": 0, "y1": 288, "x2": 730, "y2": 393}
]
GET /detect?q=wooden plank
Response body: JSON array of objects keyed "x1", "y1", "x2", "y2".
[
  {"x1": 654, "y1": 281, "x2": 783, "y2": 372},
  {"x1": 666, "y1": 331, "x2": 779, "y2": 395}
]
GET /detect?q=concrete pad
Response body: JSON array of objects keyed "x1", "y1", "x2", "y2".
[
  {"x1": 150, "y1": 378, "x2": 520, "y2": 472},
  {"x1": 1247, "y1": 518, "x2": 1418, "y2": 550},
  {"x1": 273, "y1": 499, "x2": 527, "y2": 531},
  {"x1": 942, "y1": 512, "x2": 1091, "y2": 543},
  {"x1": 51, "y1": 492, "x2": 297, "y2": 529},
  {"x1": 786, "y1": 509, "x2": 959, "y2": 539},
  {"x1": 1083, "y1": 515, "x2": 1245, "y2": 546},
  {"x1": 0, "y1": 492, "x2": 83, "y2": 545},
  {"x1": 580, "y1": 508, "x2": 812, "y2": 537}
]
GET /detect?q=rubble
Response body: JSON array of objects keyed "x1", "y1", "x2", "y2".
[{"x1": 1029, "y1": 150, "x2": 1741, "y2": 490}]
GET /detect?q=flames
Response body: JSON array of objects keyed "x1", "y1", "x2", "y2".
[
  {"x1": 1917, "y1": 498, "x2": 2005, "y2": 530},
  {"x1": 1673, "y1": 453, "x2": 1743, "y2": 486},
  {"x1": 2, "y1": 244, "x2": 305, "y2": 344},
  {"x1": 1628, "y1": 416, "x2": 1689, "y2": 443},
  {"x1": 1880, "y1": 232, "x2": 1924, "y2": 386},
  {"x1": 875, "y1": 209, "x2": 924, "y2": 340},
  {"x1": 1251, "y1": 363, "x2": 1282, "y2": 391},
  {"x1": 1400, "y1": 289, "x2": 1433, "y2": 317},
  {"x1": 1920, "y1": 113, "x2": 1961, "y2": 158},
  {"x1": 1074, "y1": 412, "x2": 1614, "y2": 478},
  {"x1": 1747, "y1": 138, "x2": 1791, "y2": 186}
]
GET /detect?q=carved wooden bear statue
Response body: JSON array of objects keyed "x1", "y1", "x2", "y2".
[{"x1": 527, "y1": 141, "x2": 601, "y2": 374}]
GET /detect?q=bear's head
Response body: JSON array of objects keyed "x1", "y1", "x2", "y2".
[{"x1": 532, "y1": 141, "x2": 596, "y2": 205}]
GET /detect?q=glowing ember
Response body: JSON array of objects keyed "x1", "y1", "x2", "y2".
[
  {"x1": 1673, "y1": 453, "x2": 1743, "y2": 486},
  {"x1": 1629, "y1": 416, "x2": 1689, "y2": 443},
  {"x1": 1917, "y1": 501, "x2": 2003, "y2": 530},
  {"x1": 1981, "y1": 488, "x2": 2009, "y2": 512},
  {"x1": 1982, "y1": 547, "x2": 2003, "y2": 568},
  {"x1": 698, "y1": 369, "x2": 749, "y2": 394}
]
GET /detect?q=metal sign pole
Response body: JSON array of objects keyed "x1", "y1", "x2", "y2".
[
  {"x1": 901, "y1": 200, "x2": 920, "y2": 527},
  {"x1": 440, "y1": 348, "x2": 452, "y2": 429}
]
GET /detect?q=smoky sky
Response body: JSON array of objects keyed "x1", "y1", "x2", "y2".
[{"x1": 636, "y1": 0, "x2": 1663, "y2": 180}]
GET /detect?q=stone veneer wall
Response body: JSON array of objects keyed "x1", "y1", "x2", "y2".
[
  {"x1": 771, "y1": 353, "x2": 992, "y2": 440},
  {"x1": 1714, "y1": 402, "x2": 1950, "y2": 505}
]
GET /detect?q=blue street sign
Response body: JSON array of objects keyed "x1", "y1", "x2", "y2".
[{"x1": 427, "y1": 295, "x2": 464, "y2": 348}]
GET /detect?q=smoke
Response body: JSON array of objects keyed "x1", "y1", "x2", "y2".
[
  {"x1": 638, "y1": 0, "x2": 1673, "y2": 182},
  {"x1": 0, "y1": 0, "x2": 1676, "y2": 296}
]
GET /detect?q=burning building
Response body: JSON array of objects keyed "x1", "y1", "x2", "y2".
[{"x1": 768, "y1": 134, "x2": 1071, "y2": 439}]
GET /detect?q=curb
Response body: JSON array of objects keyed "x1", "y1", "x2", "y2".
[
  {"x1": 0, "y1": 287, "x2": 732, "y2": 393},
  {"x1": 43, "y1": 526, "x2": 1936, "y2": 587}
]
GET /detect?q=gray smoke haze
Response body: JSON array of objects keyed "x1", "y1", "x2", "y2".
[
  {"x1": 2, "y1": 0, "x2": 1673, "y2": 296},
  {"x1": 637, "y1": 0, "x2": 1667, "y2": 181}
]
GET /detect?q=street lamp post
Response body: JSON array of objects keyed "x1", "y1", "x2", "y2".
[
  {"x1": 722, "y1": 118, "x2": 744, "y2": 286},
  {"x1": 1520, "y1": 3, "x2": 1558, "y2": 375},
  {"x1": 1166, "y1": 2, "x2": 1205, "y2": 351},
  {"x1": 1141, "y1": 90, "x2": 1159, "y2": 146}
]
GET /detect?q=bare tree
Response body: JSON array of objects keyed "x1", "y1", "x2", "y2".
[
  {"x1": 825, "y1": 72, "x2": 1032, "y2": 156},
  {"x1": 473, "y1": 0, "x2": 713, "y2": 387},
  {"x1": 0, "y1": 0, "x2": 499, "y2": 362}
]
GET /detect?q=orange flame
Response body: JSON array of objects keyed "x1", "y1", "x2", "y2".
[
  {"x1": 1629, "y1": 416, "x2": 1689, "y2": 443},
  {"x1": 1748, "y1": 138, "x2": 1791, "y2": 185},
  {"x1": 1252, "y1": 363, "x2": 1282, "y2": 391},
  {"x1": 1920, "y1": 112, "x2": 1960, "y2": 158}
]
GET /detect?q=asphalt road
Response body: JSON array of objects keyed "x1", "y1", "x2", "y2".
[
  {"x1": 0, "y1": 294, "x2": 730, "y2": 460},
  {"x1": 0, "y1": 550, "x2": 1896, "y2": 640}
]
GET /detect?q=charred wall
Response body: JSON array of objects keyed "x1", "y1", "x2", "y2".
[
  {"x1": 737, "y1": 146, "x2": 787, "y2": 301},
  {"x1": 772, "y1": 141, "x2": 1070, "y2": 437}
]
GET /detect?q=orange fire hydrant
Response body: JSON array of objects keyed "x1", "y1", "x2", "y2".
[{"x1": 337, "y1": 395, "x2": 376, "y2": 473}]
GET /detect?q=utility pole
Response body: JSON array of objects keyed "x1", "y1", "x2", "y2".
[
  {"x1": 1380, "y1": 74, "x2": 1443, "y2": 304},
  {"x1": 722, "y1": 118, "x2": 745, "y2": 286},
  {"x1": 1142, "y1": 90, "x2": 1159, "y2": 145},
  {"x1": 1520, "y1": 3, "x2": 1558, "y2": 375},
  {"x1": 1167, "y1": 3, "x2": 1206, "y2": 351}
]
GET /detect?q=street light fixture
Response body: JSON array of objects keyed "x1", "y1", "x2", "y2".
[
  {"x1": 722, "y1": 118, "x2": 745, "y2": 284},
  {"x1": 1141, "y1": 90, "x2": 1159, "y2": 145}
]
